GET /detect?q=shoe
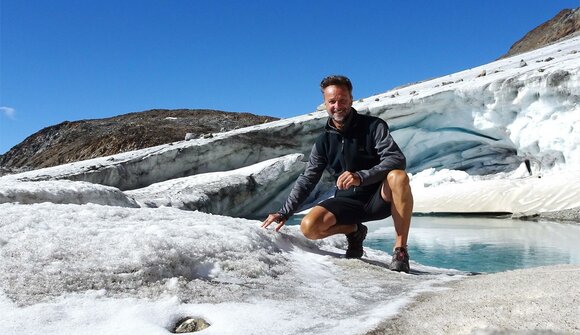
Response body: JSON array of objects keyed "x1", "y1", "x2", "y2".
[
  {"x1": 345, "y1": 223, "x2": 367, "y2": 259},
  {"x1": 390, "y1": 247, "x2": 410, "y2": 273}
]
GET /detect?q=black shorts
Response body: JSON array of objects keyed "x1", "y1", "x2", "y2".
[{"x1": 317, "y1": 185, "x2": 391, "y2": 225}]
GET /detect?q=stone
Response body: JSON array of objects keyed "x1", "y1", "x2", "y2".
[{"x1": 173, "y1": 317, "x2": 211, "y2": 333}]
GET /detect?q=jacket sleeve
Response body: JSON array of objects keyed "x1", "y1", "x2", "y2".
[
  {"x1": 279, "y1": 141, "x2": 327, "y2": 218},
  {"x1": 356, "y1": 120, "x2": 406, "y2": 186}
]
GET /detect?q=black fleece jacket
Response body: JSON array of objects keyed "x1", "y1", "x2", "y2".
[{"x1": 279, "y1": 108, "x2": 406, "y2": 218}]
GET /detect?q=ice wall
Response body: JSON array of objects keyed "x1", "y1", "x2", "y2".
[
  {"x1": 127, "y1": 154, "x2": 306, "y2": 217},
  {"x1": 360, "y1": 37, "x2": 580, "y2": 175}
]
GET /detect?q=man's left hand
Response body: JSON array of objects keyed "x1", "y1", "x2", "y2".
[{"x1": 337, "y1": 171, "x2": 361, "y2": 190}]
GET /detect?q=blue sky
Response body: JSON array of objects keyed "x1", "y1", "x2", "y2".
[{"x1": 1, "y1": 0, "x2": 578, "y2": 155}]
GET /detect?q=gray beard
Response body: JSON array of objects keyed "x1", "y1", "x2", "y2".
[{"x1": 331, "y1": 110, "x2": 348, "y2": 123}]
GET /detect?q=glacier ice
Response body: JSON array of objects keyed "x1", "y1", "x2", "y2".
[
  {"x1": 127, "y1": 154, "x2": 306, "y2": 217},
  {"x1": 0, "y1": 179, "x2": 139, "y2": 207}
]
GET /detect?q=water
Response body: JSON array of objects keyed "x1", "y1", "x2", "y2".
[{"x1": 286, "y1": 215, "x2": 580, "y2": 273}]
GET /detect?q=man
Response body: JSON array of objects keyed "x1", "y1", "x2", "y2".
[{"x1": 261, "y1": 75, "x2": 413, "y2": 273}]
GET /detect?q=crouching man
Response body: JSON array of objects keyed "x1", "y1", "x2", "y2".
[{"x1": 261, "y1": 75, "x2": 413, "y2": 273}]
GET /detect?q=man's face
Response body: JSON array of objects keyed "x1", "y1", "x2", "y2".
[{"x1": 323, "y1": 85, "x2": 353, "y2": 126}]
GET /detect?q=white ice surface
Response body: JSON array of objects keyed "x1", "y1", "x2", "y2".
[
  {"x1": 0, "y1": 179, "x2": 139, "y2": 207},
  {"x1": 0, "y1": 203, "x2": 460, "y2": 335},
  {"x1": 411, "y1": 167, "x2": 580, "y2": 215}
]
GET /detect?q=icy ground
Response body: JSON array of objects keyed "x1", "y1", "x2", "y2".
[{"x1": 0, "y1": 203, "x2": 462, "y2": 335}]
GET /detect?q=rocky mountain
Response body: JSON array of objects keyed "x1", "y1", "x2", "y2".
[
  {"x1": 0, "y1": 109, "x2": 277, "y2": 173},
  {"x1": 500, "y1": 8, "x2": 579, "y2": 59}
]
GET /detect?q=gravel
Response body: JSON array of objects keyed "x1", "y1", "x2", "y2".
[{"x1": 366, "y1": 265, "x2": 580, "y2": 335}]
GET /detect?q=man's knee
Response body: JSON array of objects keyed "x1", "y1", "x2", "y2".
[
  {"x1": 300, "y1": 216, "x2": 320, "y2": 240},
  {"x1": 386, "y1": 169, "x2": 410, "y2": 189}
]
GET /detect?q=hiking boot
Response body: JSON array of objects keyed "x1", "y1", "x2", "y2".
[
  {"x1": 390, "y1": 247, "x2": 410, "y2": 273},
  {"x1": 345, "y1": 223, "x2": 367, "y2": 259}
]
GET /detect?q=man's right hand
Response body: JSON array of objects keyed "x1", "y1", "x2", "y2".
[{"x1": 261, "y1": 213, "x2": 287, "y2": 232}]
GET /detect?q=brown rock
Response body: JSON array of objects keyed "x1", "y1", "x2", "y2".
[
  {"x1": 500, "y1": 8, "x2": 580, "y2": 59},
  {"x1": 173, "y1": 317, "x2": 211, "y2": 333},
  {"x1": 0, "y1": 109, "x2": 278, "y2": 172}
]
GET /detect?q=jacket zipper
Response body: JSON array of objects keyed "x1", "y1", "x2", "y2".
[{"x1": 341, "y1": 137, "x2": 357, "y2": 193}]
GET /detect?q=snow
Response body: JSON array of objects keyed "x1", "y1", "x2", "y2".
[
  {"x1": 410, "y1": 168, "x2": 580, "y2": 216},
  {"x1": 0, "y1": 179, "x2": 139, "y2": 207},
  {"x1": 1, "y1": 36, "x2": 579, "y2": 334},
  {"x1": 0, "y1": 203, "x2": 460, "y2": 335}
]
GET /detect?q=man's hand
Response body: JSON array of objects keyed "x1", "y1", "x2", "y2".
[
  {"x1": 261, "y1": 213, "x2": 287, "y2": 232},
  {"x1": 336, "y1": 171, "x2": 361, "y2": 190}
]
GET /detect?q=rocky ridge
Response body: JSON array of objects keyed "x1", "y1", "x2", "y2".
[
  {"x1": 500, "y1": 8, "x2": 580, "y2": 59},
  {"x1": 0, "y1": 109, "x2": 277, "y2": 174}
]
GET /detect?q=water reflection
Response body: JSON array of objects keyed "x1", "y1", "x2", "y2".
[{"x1": 287, "y1": 215, "x2": 580, "y2": 273}]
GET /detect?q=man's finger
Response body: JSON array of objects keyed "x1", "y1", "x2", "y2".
[
  {"x1": 262, "y1": 213, "x2": 283, "y2": 229},
  {"x1": 275, "y1": 220, "x2": 286, "y2": 232},
  {"x1": 337, "y1": 171, "x2": 357, "y2": 189},
  {"x1": 261, "y1": 215, "x2": 275, "y2": 228},
  {"x1": 336, "y1": 172, "x2": 348, "y2": 188}
]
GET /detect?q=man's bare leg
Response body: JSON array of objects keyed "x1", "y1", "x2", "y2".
[
  {"x1": 301, "y1": 205, "x2": 367, "y2": 259},
  {"x1": 381, "y1": 169, "x2": 413, "y2": 249},
  {"x1": 300, "y1": 206, "x2": 355, "y2": 240},
  {"x1": 381, "y1": 169, "x2": 413, "y2": 272}
]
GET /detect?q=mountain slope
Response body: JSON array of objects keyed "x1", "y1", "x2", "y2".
[
  {"x1": 500, "y1": 8, "x2": 580, "y2": 59},
  {"x1": 0, "y1": 109, "x2": 277, "y2": 173}
]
